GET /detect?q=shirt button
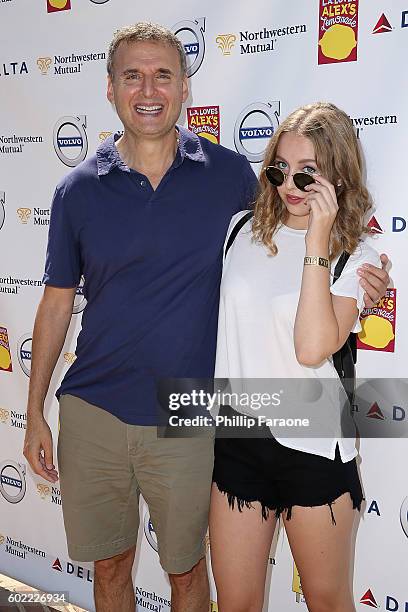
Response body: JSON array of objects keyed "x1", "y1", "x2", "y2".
[{"x1": 140, "y1": 179, "x2": 146, "y2": 187}]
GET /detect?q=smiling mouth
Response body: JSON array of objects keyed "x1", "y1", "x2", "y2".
[{"x1": 135, "y1": 104, "x2": 163, "y2": 115}]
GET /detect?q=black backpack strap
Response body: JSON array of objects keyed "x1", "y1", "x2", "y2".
[
  {"x1": 224, "y1": 211, "x2": 254, "y2": 260},
  {"x1": 331, "y1": 250, "x2": 357, "y2": 407},
  {"x1": 331, "y1": 251, "x2": 357, "y2": 365},
  {"x1": 332, "y1": 251, "x2": 351, "y2": 284}
]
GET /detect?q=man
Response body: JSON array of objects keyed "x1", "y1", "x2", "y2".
[{"x1": 23, "y1": 22, "x2": 389, "y2": 612}]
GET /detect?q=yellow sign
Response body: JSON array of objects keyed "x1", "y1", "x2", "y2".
[
  {"x1": 292, "y1": 561, "x2": 303, "y2": 603},
  {"x1": 319, "y1": 24, "x2": 357, "y2": 60}
]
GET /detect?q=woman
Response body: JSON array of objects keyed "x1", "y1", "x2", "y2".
[{"x1": 209, "y1": 102, "x2": 380, "y2": 612}]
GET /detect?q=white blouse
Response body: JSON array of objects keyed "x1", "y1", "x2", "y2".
[{"x1": 215, "y1": 211, "x2": 380, "y2": 461}]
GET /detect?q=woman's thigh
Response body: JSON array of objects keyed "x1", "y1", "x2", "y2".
[
  {"x1": 284, "y1": 492, "x2": 356, "y2": 612},
  {"x1": 209, "y1": 483, "x2": 277, "y2": 612}
]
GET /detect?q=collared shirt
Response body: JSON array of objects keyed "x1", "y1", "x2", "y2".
[{"x1": 43, "y1": 126, "x2": 258, "y2": 424}]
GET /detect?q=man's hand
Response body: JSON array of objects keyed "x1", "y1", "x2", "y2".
[
  {"x1": 23, "y1": 415, "x2": 59, "y2": 483},
  {"x1": 358, "y1": 253, "x2": 390, "y2": 308}
]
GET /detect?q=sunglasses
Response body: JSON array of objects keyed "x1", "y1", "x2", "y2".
[{"x1": 265, "y1": 166, "x2": 316, "y2": 192}]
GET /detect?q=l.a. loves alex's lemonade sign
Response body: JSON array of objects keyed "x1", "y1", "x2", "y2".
[
  {"x1": 318, "y1": 0, "x2": 359, "y2": 64},
  {"x1": 358, "y1": 289, "x2": 397, "y2": 352}
]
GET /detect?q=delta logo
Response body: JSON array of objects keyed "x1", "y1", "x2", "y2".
[
  {"x1": 47, "y1": 0, "x2": 71, "y2": 13},
  {"x1": 368, "y1": 216, "x2": 384, "y2": 234},
  {"x1": 0, "y1": 327, "x2": 12, "y2": 372},
  {"x1": 367, "y1": 215, "x2": 406, "y2": 234},
  {"x1": 187, "y1": 106, "x2": 220, "y2": 144},
  {"x1": 360, "y1": 589, "x2": 379, "y2": 608},
  {"x1": 373, "y1": 13, "x2": 393, "y2": 34},
  {"x1": 372, "y1": 10, "x2": 408, "y2": 33},
  {"x1": 318, "y1": 0, "x2": 359, "y2": 65},
  {"x1": 365, "y1": 401, "x2": 406, "y2": 424},
  {"x1": 366, "y1": 402, "x2": 385, "y2": 420},
  {"x1": 52, "y1": 557, "x2": 93, "y2": 582},
  {"x1": 357, "y1": 288, "x2": 396, "y2": 352},
  {"x1": 360, "y1": 589, "x2": 408, "y2": 611}
]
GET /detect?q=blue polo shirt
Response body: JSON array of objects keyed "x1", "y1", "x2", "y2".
[{"x1": 43, "y1": 126, "x2": 258, "y2": 424}]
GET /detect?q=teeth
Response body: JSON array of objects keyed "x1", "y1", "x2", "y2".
[{"x1": 136, "y1": 105, "x2": 162, "y2": 113}]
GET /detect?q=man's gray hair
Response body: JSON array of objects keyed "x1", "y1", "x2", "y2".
[{"x1": 107, "y1": 22, "x2": 187, "y2": 78}]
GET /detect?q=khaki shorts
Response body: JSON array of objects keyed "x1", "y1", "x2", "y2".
[{"x1": 57, "y1": 394, "x2": 214, "y2": 574}]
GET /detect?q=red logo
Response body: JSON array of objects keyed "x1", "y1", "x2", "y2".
[
  {"x1": 0, "y1": 327, "x2": 12, "y2": 372},
  {"x1": 373, "y1": 14, "x2": 393, "y2": 34},
  {"x1": 360, "y1": 589, "x2": 379, "y2": 608},
  {"x1": 318, "y1": 0, "x2": 359, "y2": 65},
  {"x1": 367, "y1": 216, "x2": 384, "y2": 234},
  {"x1": 187, "y1": 106, "x2": 220, "y2": 144},
  {"x1": 47, "y1": 0, "x2": 71, "y2": 13},
  {"x1": 52, "y1": 558, "x2": 63, "y2": 571},
  {"x1": 366, "y1": 402, "x2": 385, "y2": 420}
]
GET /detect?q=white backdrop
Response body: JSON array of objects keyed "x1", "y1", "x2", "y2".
[{"x1": 0, "y1": 1, "x2": 407, "y2": 610}]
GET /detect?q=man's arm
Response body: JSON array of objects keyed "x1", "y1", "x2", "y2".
[
  {"x1": 359, "y1": 253, "x2": 390, "y2": 307},
  {"x1": 23, "y1": 286, "x2": 76, "y2": 483}
]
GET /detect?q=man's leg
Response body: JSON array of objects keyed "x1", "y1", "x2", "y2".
[
  {"x1": 94, "y1": 546, "x2": 136, "y2": 612},
  {"x1": 58, "y1": 396, "x2": 140, "y2": 611},
  {"x1": 169, "y1": 557, "x2": 209, "y2": 612},
  {"x1": 133, "y1": 427, "x2": 214, "y2": 612}
]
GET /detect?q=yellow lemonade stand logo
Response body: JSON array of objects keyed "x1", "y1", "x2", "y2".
[
  {"x1": 47, "y1": 0, "x2": 71, "y2": 13},
  {"x1": 357, "y1": 289, "x2": 396, "y2": 353},
  {"x1": 292, "y1": 561, "x2": 304, "y2": 603},
  {"x1": 318, "y1": 0, "x2": 359, "y2": 64},
  {"x1": 0, "y1": 327, "x2": 12, "y2": 372}
]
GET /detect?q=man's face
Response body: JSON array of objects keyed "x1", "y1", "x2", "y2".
[{"x1": 107, "y1": 40, "x2": 188, "y2": 140}]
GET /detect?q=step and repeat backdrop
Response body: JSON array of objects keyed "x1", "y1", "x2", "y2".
[{"x1": 0, "y1": 0, "x2": 407, "y2": 610}]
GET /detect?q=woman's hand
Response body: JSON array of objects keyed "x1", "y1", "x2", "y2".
[{"x1": 304, "y1": 175, "x2": 339, "y2": 249}]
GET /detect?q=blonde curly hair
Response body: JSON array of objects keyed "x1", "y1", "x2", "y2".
[{"x1": 252, "y1": 102, "x2": 372, "y2": 260}]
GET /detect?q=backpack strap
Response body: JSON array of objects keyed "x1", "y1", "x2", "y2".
[
  {"x1": 331, "y1": 251, "x2": 357, "y2": 365},
  {"x1": 224, "y1": 211, "x2": 254, "y2": 260},
  {"x1": 332, "y1": 251, "x2": 351, "y2": 284}
]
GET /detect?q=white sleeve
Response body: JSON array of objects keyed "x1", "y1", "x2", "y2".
[{"x1": 330, "y1": 241, "x2": 381, "y2": 333}]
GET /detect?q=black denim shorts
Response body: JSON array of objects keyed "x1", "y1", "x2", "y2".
[{"x1": 213, "y1": 418, "x2": 363, "y2": 524}]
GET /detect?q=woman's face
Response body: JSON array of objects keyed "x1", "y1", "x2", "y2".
[{"x1": 273, "y1": 132, "x2": 320, "y2": 227}]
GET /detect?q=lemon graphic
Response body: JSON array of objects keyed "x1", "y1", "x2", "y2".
[
  {"x1": 319, "y1": 25, "x2": 357, "y2": 60},
  {"x1": 358, "y1": 315, "x2": 394, "y2": 349},
  {"x1": 199, "y1": 132, "x2": 218, "y2": 144},
  {"x1": 0, "y1": 345, "x2": 11, "y2": 370},
  {"x1": 49, "y1": 0, "x2": 68, "y2": 8}
]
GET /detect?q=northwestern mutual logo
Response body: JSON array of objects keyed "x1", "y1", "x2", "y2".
[{"x1": 37, "y1": 51, "x2": 105, "y2": 76}]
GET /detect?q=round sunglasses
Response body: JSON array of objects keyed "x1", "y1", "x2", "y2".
[{"x1": 265, "y1": 165, "x2": 316, "y2": 192}]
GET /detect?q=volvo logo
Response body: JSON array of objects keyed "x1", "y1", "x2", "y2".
[
  {"x1": 17, "y1": 334, "x2": 32, "y2": 377},
  {"x1": 53, "y1": 116, "x2": 88, "y2": 167},
  {"x1": 143, "y1": 513, "x2": 158, "y2": 552},
  {"x1": 72, "y1": 276, "x2": 87, "y2": 314},
  {"x1": 172, "y1": 18, "x2": 206, "y2": 77},
  {"x1": 0, "y1": 192, "x2": 5, "y2": 230},
  {"x1": 401, "y1": 497, "x2": 408, "y2": 538},
  {"x1": 234, "y1": 101, "x2": 280, "y2": 163},
  {"x1": 0, "y1": 461, "x2": 26, "y2": 504}
]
